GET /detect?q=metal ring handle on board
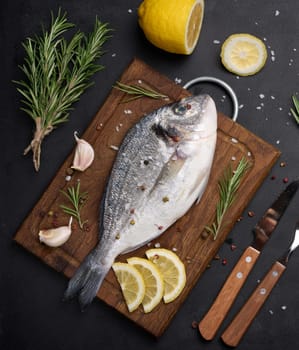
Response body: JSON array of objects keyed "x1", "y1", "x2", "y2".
[{"x1": 183, "y1": 77, "x2": 239, "y2": 122}]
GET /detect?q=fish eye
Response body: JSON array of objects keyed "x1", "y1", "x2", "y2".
[{"x1": 173, "y1": 103, "x2": 192, "y2": 116}]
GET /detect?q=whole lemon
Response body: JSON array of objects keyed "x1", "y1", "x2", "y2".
[{"x1": 138, "y1": 0, "x2": 205, "y2": 55}]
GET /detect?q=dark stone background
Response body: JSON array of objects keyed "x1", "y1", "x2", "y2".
[{"x1": 1, "y1": 1, "x2": 299, "y2": 349}]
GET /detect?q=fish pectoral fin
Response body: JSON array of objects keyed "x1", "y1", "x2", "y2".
[
  {"x1": 148, "y1": 157, "x2": 186, "y2": 196},
  {"x1": 191, "y1": 172, "x2": 210, "y2": 205}
]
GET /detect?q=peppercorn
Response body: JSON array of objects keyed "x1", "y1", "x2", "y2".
[
  {"x1": 283, "y1": 177, "x2": 289, "y2": 183},
  {"x1": 201, "y1": 231, "x2": 209, "y2": 240},
  {"x1": 66, "y1": 167, "x2": 74, "y2": 175},
  {"x1": 191, "y1": 321, "x2": 198, "y2": 329},
  {"x1": 222, "y1": 258, "x2": 228, "y2": 265}
]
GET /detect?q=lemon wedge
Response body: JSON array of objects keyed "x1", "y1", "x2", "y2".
[
  {"x1": 138, "y1": 0, "x2": 205, "y2": 55},
  {"x1": 112, "y1": 262, "x2": 145, "y2": 312},
  {"x1": 127, "y1": 257, "x2": 164, "y2": 313},
  {"x1": 145, "y1": 248, "x2": 186, "y2": 303},
  {"x1": 220, "y1": 33, "x2": 267, "y2": 76}
]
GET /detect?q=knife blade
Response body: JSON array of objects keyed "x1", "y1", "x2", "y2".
[
  {"x1": 198, "y1": 180, "x2": 299, "y2": 341},
  {"x1": 221, "y1": 221, "x2": 299, "y2": 347}
]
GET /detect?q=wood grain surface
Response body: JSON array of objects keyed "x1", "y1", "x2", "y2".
[
  {"x1": 221, "y1": 261, "x2": 286, "y2": 347},
  {"x1": 198, "y1": 246, "x2": 260, "y2": 340},
  {"x1": 14, "y1": 58, "x2": 280, "y2": 337}
]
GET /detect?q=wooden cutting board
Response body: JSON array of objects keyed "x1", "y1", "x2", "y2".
[{"x1": 14, "y1": 58, "x2": 280, "y2": 337}]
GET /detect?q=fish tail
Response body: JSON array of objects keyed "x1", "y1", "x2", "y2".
[{"x1": 63, "y1": 251, "x2": 109, "y2": 310}]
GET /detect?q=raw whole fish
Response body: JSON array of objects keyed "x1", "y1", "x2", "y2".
[{"x1": 64, "y1": 94, "x2": 217, "y2": 309}]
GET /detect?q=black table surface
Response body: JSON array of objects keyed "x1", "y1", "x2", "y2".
[{"x1": 1, "y1": 1, "x2": 299, "y2": 349}]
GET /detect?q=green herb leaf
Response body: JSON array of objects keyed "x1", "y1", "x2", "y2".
[
  {"x1": 291, "y1": 95, "x2": 299, "y2": 124},
  {"x1": 60, "y1": 181, "x2": 88, "y2": 229},
  {"x1": 113, "y1": 81, "x2": 169, "y2": 102},
  {"x1": 14, "y1": 9, "x2": 111, "y2": 171},
  {"x1": 205, "y1": 157, "x2": 251, "y2": 240}
]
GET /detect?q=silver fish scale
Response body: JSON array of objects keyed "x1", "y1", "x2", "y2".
[{"x1": 100, "y1": 109, "x2": 169, "y2": 241}]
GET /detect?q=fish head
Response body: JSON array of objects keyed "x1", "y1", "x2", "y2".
[{"x1": 156, "y1": 94, "x2": 217, "y2": 142}]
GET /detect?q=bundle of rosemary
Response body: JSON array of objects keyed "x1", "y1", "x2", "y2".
[{"x1": 14, "y1": 10, "x2": 111, "y2": 171}]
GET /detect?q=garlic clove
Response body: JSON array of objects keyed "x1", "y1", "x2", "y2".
[
  {"x1": 71, "y1": 131, "x2": 94, "y2": 171},
  {"x1": 39, "y1": 217, "x2": 73, "y2": 247}
]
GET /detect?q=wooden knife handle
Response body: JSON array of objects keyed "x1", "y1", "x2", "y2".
[
  {"x1": 198, "y1": 246, "x2": 260, "y2": 340},
  {"x1": 221, "y1": 261, "x2": 286, "y2": 347}
]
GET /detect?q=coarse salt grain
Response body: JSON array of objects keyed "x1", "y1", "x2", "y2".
[
  {"x1": 124, "y1": 109, "x2": 132, "y2": 115},
  {"x1": 239, "y1": 104, "x2": 244, "y2": 109},
  {"x1": 128, "y1": 9, "x2": 133, "y2": 13},
  {"x1": 231, "y1": 156, "x2": 236, "y2": 161},
  {"x1": 275, "y1": 10, "x2": 280, "y2": 16},
  {"x1": 154, "y1": 242, "x2": 161, "y2": 248},
  {"x1": 231, "y1": 138, "x2": 238, "y2": 144},
  {"x1": 281, "y1": 305, "x2": 287, "y2": 311},
  {"x1": 110, "y1": 145, "x2": 119, "y2": 151},
  {"x1": 174, "y1": 77, "x2": 182, "y2": 84},
  {"x1": 65, "y1": 175, "x2": 72, "y2": 181},
  {"x1": 213, "y1": 39, "x2": 220, "y2": 44},
  {"x1": 259, "y1": 94, "x2": 265, "y2": 99},
  {"x1": 172, "y1": 247, "x2": 178, "y2": 252}
]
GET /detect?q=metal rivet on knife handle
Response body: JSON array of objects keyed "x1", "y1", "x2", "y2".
[
  {"x1": 221, "y1": 261, "x2": 286, "y2": 347},
  {"x1": 198, "y1": 246, "x2": 260, "y2": 340}
]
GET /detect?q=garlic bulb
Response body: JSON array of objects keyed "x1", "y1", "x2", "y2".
[
  {"x1": 71, "y1": 132, "x2": 94, "y2": 171},
  {"x1": 39, "y1": 217, "x2": 73, "y2": 247}
]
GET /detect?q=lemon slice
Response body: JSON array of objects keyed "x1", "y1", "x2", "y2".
[
  {"x1": 220, "y1": 33, "x2": 267, "y2": 76},
  {"x1": 145, "y1": 249, "x2": 186, "y2": 303},
  {"x1": 138, "y1": 0, "x2": 205, "y2": 55},
  {"x1": 127, "y1": 257, "x2": 164, "y2": 313},
  {"x1": 112, "y1": 262, "x2": 145, "y2": 312}
]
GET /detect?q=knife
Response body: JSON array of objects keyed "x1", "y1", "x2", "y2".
[
  {"x1": 198, "y1": 180, "x2": 299, "y2": 340},
  {"x1": 221, "y1": 220, "x2": 299, "y2": 347}
]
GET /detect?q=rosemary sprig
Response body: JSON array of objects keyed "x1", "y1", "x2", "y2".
[
  {"x1": 290, "y1": 95, "x2": 299, "y2": 124},
  {"x1": 14, "y1": 9, "x2": 111, "y2": 171},
  {"x1": 113, "y1": 81, "x2": 169, "y2": 102},
  {"x1": 205, "y1": 157, "x2": 251, "y2": 240},
  {"x1": 60, "y1": 181, "x2": 88, "y2": 230}
]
